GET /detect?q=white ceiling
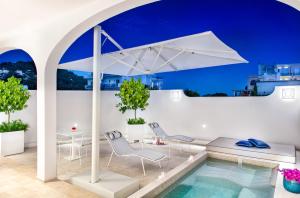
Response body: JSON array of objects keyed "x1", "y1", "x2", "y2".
[{"x1": 0, "y1": 0, "x2": 97, "y2": 41}]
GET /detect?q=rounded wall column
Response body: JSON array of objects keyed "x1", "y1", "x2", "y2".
[{"x1": 36, "y1": 60, "x2": 57, "y2": 181}]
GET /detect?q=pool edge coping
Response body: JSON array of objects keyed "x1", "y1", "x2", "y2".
[{"x1": 128, "y1": 151, "x2": 207, "y2": 198}]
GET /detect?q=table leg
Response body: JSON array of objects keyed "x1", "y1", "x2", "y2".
[
  {"x1": 64, "y1": 134, "x2": 81, "y2": 161},
  {"x1": 71, "y1": 135, "x2": 75, "y2": 159}
]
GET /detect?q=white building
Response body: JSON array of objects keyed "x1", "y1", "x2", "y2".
[
  {"x1": 0, "y1": 1, "x2": 300, "y2": 197},
  {"x1": 249, "y1": 64, "x2": 300, "y2": 95}
]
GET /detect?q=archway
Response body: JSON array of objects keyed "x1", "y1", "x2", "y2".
[
  {"x1": 49, "y1": 0, "x2": 300, "y2": 184},
  {"x1": 36, "y1": 0, "x2": 157, "y2": 181},
  {"x1": 0, "y1": 49, "x2": 38, "y2": 166}
]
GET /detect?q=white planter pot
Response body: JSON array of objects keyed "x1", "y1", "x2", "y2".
[
  {"x1": 0, "y1": 131, "x2": 24, "y2": 156},
  {"x1": 125, "y1": 124, "x2": 146, "y2": 143}
]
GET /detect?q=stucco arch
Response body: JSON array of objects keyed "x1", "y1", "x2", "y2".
[
  {"x1": 0, "y1": 47, "x2": 17, "y2": 55},
  {"x1": 35, "y1": 0, "x2": 157, "y2": 181}
]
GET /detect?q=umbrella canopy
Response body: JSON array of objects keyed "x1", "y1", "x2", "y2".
[
  {"x1": 59, "y1": 31, "x2": 248, "y2": 75},
  {"x1": 278, "y1": 0, "x2": 300, "y2": 11}
]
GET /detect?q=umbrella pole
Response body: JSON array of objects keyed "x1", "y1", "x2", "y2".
[{"x1": 91, "y1": 25, "x2": 101, "y2": 183}]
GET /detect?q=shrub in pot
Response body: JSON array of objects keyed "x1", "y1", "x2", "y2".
[
  {"x1": 115, "y1": 78, "x2": 150, "y2": 142},
  {"x1": 0, "y1": 77, "x2": 30, "y2": 156}
]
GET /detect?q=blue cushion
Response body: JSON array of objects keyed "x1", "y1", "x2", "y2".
[
  {"x1": 248, "y1": 138, "x2": 270, "y2": 148},
  {"x1": 235, "y1": 140, "x2": 254, "y2": 147}
]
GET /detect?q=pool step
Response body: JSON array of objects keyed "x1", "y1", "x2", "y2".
[
  {"x1": 161, "y1": 184, "x2": 193, "y2": 198},
  {"x1": 238, "y1": 187, "x2": 274, "y2": 198},
  {"x1": 195, "y1": 163, "x2": 272, "y2": 188}
]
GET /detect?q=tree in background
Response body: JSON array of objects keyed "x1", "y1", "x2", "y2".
[
  {"x1": 203, "y1": 93, "x2": 228, "y2": 97},
  {"x1": 57, "y1": 69, "x2": 88, "y2": 90},
  {"x1": 0, "y1": 62, "x2": 89, "y2": 90},
  {"x1": 0, "y1": 61, "x2": 37, "y2": 90},
  {"x1": 184, "y1": 89, "x2": 200, "y2": 97},
  {"x1": 252, "y1": 84, "x2": 258, "y2": 96}
]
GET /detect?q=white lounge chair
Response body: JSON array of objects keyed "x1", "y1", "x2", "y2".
[
  {"x1": 104, "y1": 131, "x2": 166, "y2": 176},
  {"x1": 148, "y1": 122, "x2": 194, "y2": 158},
  {"x1": 148, "y1": 122, "x2": 194, "y2": 142}
]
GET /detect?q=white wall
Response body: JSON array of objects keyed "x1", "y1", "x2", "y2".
[{"x1": 1, "y1": 87, "x2": 300, "y2": 149}]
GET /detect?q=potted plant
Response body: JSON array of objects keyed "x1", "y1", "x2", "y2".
[
  {"x1": 115, "y1": 78, "x2": 150, "y2": 142},
  {"x1": 0, "y1": 77, "x2": 30, "y2": 156},
  {"x1": 279, "y1": 168, "x2": 300, "y2": 194}
]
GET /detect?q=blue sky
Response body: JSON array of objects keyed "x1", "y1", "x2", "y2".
[
  {"x1": 1, "y1": 0, "x2": 300, "y2": 95},
  {"x1": 0, "y1": 50, "x2": 32, "y2": 63}
]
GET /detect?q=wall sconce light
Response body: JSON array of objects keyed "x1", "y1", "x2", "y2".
[
  {"x1": 281, "y1": 87, "x2": 296, "y2": 99},
  {"x1": 158, "y1": 172, "x2": 165, "y2": 180},
  {"x1": 188, "y1": 155, "x2": 194, "y2": 162},
  {"x1": 170, "y1": 90, "x2": 182, "y2": 102}
]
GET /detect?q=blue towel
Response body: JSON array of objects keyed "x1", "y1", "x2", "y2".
[
  {"x1": 248, "y1": 138, "x2": 270, "y2": 148},
  {"x1": 236, "y1": 140, "x2": 254, "y2": 147}
]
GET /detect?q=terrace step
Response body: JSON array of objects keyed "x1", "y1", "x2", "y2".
[{"x1": 70, "y1": 170, "x2": 139, "y2": 198}]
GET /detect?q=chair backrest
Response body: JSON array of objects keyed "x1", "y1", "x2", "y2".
[
  {"x1": 104, "y1": 131, "x2": 134, "y2": 156},
  {"x1": 148, "y1": 122, "x2": 168, "y2": 138}
]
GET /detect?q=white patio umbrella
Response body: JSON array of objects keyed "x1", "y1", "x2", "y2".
[
  {"x1": 59, "y1": 29, "x2": 248, "y2": 185},
  {"x1": 58, "y1": 31, "x2": 248, "y2": 75},
  {"x1": 278, "y1": 0, "x2": 300, "y2": 11}
]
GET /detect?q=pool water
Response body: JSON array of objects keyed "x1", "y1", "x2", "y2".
[{"x1": 159, "y1": 158, "x2": 275, "y2": 198}]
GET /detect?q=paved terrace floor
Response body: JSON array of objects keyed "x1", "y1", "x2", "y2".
[
  {"x1": 0, "y1": 142, "x2": 197, "y2": 198},
  {"x1": 0, "y1": 148, "x2": 97, "y2": 198},
  {"x1": 58, "y1": 141, "x2": 197, "y2": 187},
  {"x1": 1, "y1": 142, "x2": 300, "y2": 198}
]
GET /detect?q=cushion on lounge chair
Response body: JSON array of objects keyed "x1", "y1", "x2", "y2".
[
  {"x1": 113, "y1": 131, "x2": 122, "y2": 139},
  {"x1": 107, "y1": 132, "x2": 115, "y2": 140},
  {"x1": 106, "y1": 131, "x2": 122, "y2": 140},
  {"x1": 248, "y1": 138, "x2": 270, "y2": 149},
  {"x1": 153, "y1": 122, "x2": 159, "y2": 128},
  {"x1": 236, "y1": 140, "x2": 254, "y2": 147}
]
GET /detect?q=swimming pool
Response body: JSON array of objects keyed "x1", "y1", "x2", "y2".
[{"x1": 158, "y1": 158, "x2": 275, "y2": 198}]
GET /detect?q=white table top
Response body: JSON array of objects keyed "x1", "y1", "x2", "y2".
[{"x1": 57, "y1": 130, "x2": 84, "y2": 137}]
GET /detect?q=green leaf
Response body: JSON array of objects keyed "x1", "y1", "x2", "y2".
[
  {"x1": 0, "y1": 77, "x2": 30, "y2": 123},
  {"x1": 115, "y1": 78, "x2": 150, "y2": 120}
]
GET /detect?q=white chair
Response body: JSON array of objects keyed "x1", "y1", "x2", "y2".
[
  {"x1": 57, "y1": 133, "x2": 72, "y2": 160},
  {"x1": 73, "y1": 134, "x2": 92, "y2": 165},
  {"x1": 148, "y1": 122, "x2": 194, "y2": 158},
  {"x1": 104, "y1": 131, "x2": 166, "y2": 176}
]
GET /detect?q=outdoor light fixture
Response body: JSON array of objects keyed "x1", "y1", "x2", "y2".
[
  {"x1": 170, "y1": 90, "x2": 182, "y2": 102},
  {"x1": 281, "y1": 87, "x2": 296, "y2": 99},
  {"x1": 158, "y1": 172, "x2": 165, "y2": 179},
  {"x1": 188, "y1": 155, "x2": 195, "y2": 162}
]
